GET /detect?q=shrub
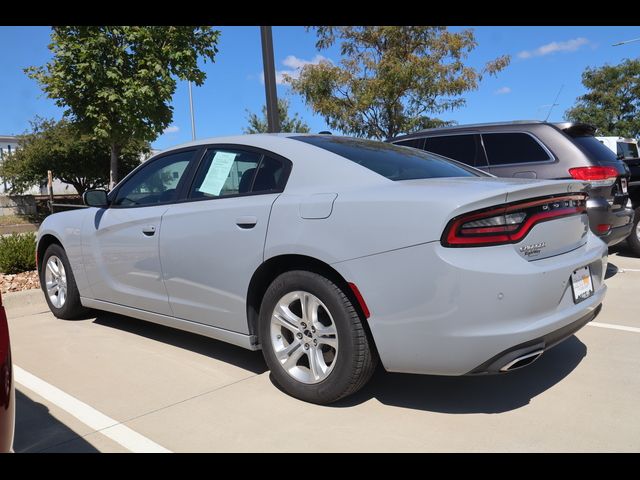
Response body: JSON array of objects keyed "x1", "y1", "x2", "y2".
[{"x1": 0, "y1": 232, "x2": 37, "y2": 274}]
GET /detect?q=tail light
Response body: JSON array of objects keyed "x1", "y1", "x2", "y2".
[
  {"x1": 569, "y1": 166, "x2": 618, "y2": 187},
  {"x1": 442, "y1": 194, "x2": 587, "y2": 247}
]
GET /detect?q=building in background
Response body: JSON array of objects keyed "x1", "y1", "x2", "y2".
[
  {"x1": 0, "y1": 134, "x2": 77, "y2": 195},
  {"x1": 0, "y1": 135, "x2": 159, "y2": 195}
]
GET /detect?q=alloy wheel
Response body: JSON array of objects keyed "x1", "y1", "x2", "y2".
[
  {"x1": 45, "y1": 255, "x2": 67, "y2": 309},
  {"x1": 269, "y1": 290, "x2": 339, "y2": 384}
]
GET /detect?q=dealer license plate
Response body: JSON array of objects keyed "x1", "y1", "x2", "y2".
[{"x1": 571, "y1": 266, "x2": 594, "y2": 304}]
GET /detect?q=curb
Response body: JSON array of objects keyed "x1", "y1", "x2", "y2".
[{"x1": 2, "y1": 288, "x2": 44, "y2": 310}]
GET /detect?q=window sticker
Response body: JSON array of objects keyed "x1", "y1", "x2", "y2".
[{"x1": 198, "y1": 151, "x2": 237, "y2": 196}]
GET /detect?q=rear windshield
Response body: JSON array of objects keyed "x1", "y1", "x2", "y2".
[
  {"x1": 292, "y1": 135, "x2": 479, "y2": 180},
  {"x1": 617, "y1": 141, "x2": 639, "y2": 159},
  {"x1": 570, "y1": 135, "x2": 620, "y2": 163}
]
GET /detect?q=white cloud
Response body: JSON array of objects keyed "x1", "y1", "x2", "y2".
[
  {"x1": 163, "y1": 125, "x2": 179, "y2": 134},
  {"x1": 517, "y1": 37, "x2": 589, "y2": 59},
  {"x1": 495, "y1": 86, "x2": 512, "y2": 95},
  {"x1": 260, "y1": 54, "x2": 330, "y2": 85}
]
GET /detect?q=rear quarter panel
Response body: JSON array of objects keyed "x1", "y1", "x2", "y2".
[{"x1": 264, "y1": 181, "x2": 510, "y2": 264}]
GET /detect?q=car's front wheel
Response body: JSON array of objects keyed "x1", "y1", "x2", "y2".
[
  {"x1": 40, "y1": 243, "x2": 90, "y2": 319},
  {"x1": 627, "y1": 207, "x2": 640, "y2": 257},
  {"x1": 259, "y1": 270, "x2": 378, "y2": 404}
]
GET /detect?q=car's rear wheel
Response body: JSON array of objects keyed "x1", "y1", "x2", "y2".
[
  {"x1": 259, "y1": 270, "x2": 377, "y2": 404},
  {"x1": 40, "y1": 244, "x2": 90, "y2": 319},
  {"x1": 627, "y1": 207, "x2": 640, "y2": 257}
]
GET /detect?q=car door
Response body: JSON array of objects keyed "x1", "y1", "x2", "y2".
[
  {"x1": 159, "y1": 146, "x2": 291, "y2": 333},
  {"x1": 82, "y1": 148, "x2": 198, "y2": 315},
  {"x1": 481, "y1": 132, "x2": 553, "y2": 178}
]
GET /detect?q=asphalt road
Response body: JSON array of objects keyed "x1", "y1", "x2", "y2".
[{"x1": 5, "y1": 245, "x2": 640, "y2": 452}]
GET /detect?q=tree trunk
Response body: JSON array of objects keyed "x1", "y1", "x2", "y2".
[
  {"x1": 72, "y1": 182, "x2": 86, "y2": 196},
  {"x1": 110, "y1": 143, "x2": 121, "y2": 190}
]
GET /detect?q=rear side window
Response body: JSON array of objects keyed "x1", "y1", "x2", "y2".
[
  {"x1": 190, "y1": 149, "x2": 261, "y2": 198},
  {"x1": 189, "y1": 149, "x2": 286, "y2": 199},
  {"x1": 482, "y1": 132, "x2": 551, "y2": 166},
  {"x1": 292, "y1": 136, "x2": 477, "y2": 180},
  {"x1": 423, "y1": 134, "x2": 480, "y2": 167},
  {"x1": 394, "y1": 138, "x2": 425, "y2": 149}
]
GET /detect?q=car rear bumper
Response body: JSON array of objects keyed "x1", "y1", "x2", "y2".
[
  {"x1": 467, "y1": 302, "x2": 601, "y2": 374},
  {"x1": 332, "y1": 232, "x2": 608, "y2": 376},
  {"x1": 587, "y1": 197, "x2": 634, "y2": 246}
]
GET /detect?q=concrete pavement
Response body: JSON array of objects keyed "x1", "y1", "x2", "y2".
[{"x1": 6, "y1": 246, "x2": 640, "y2": 452}]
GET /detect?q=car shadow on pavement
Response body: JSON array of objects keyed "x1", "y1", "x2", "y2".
[
  {"x1": 609, "y1": 244, "x2": 637, "y2": 259},
  {"x1": 14, "y1": 390, "x2": 99, "y2": 453},
  {"x1": 605, "y1": 262, "x2": 619, "y2": 279},
  {"x1": 334, "y1": 335, "x2": 587, "y2": 414},
  {"x1": 93, "y1": 312, "x2": 268, "y2": 375}
]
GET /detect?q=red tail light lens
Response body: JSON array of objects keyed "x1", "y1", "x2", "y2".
[
  {"x1": 442, "y1": 194, "x2": 587, "y2": 247},
  {"x1": 569, "y1": 166, "x2": 618, "y2": 187}
]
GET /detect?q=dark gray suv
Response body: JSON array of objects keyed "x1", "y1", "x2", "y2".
[{"x1": 391, "y1": 121, "x2": 634, "y2": 247}]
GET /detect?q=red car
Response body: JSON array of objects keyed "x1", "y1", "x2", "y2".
[{"x1": 0, "y1": 290, "x2": 14, "y2": 453}]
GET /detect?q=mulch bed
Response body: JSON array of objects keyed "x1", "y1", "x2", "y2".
[{"x1": 1, "y1": 270, "x2": 40, "y2": 294}]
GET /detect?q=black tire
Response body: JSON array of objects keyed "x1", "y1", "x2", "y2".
[
  {"x1": 259, "y1": 270, "x2": 378, "y2": 404},
  {"x1": 626, "y1": 207, "x2": 640, "y2": 257},
  {"x1": 39, "y1": 243, "x2": 90, "y2": 319}
]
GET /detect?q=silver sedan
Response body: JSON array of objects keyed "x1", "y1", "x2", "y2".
[{"x1": 36, "y1": 134, "x2": 607, "y2": 404}]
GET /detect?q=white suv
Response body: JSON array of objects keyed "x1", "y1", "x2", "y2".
[{"x1": 596, "y1": 136, "x2": 640, "y2": 254}]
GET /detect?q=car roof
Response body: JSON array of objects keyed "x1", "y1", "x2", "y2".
[
  {"x1": 391, "y1": 121, "x2": 596, "y2": 141},
  {"x1": 155, "y1": 132, "x2": 310, "y2": 154}
]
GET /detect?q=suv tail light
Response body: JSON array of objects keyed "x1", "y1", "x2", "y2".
[
  {"x1": 442, "y1": 194, "x2": 587, "y2": 247},
  {"x1": 568, "y1": 166, "x2": 618, "y2": 187}
]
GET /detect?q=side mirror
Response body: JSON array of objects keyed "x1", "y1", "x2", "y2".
[{"x1": 83, "y1": 189, "x2": 109, "y2": 208}]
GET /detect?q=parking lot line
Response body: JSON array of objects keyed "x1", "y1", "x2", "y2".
[
  {"x1": 14, "y1": 365, "x2": 172, "y2": 453},
  {"x1": 589, "y1": 322, "x2": 640, "y2": 334}
]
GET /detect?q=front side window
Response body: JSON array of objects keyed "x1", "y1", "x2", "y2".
[
  {"x1": 189, "y1": 149, "x2": 285, "y2": 199},
  {"x1": 482, "y1": 133, "x2": 551, "y2": 166},
  {"x1": 114, "y1": 150, "x2": 194, "y2": 206}
]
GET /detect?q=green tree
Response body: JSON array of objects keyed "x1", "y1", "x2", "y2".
[
  {"x1": 285, "y1": 26, "x2": 510, "y2": 140},
  {"x1": 0, "y1": 117, "x2": 147, "y2": 195},
  {"x1": 26, "y1": 26, "x2": 220, "y2": 187},
  {"x1": 565, "y1": 59, "x2": 640, "y2": 138},
  {"x1": 243, "y1": 98, "x2": 311, "y2": 133}
]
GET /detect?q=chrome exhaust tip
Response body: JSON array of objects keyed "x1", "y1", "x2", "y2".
[{"x1": 499, "y1": 349, "x2": 544, "y2": 372}]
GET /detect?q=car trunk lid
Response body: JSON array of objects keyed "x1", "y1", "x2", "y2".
[{"x1": 432, "y1": 177, "x2": 590, "y2": 261}]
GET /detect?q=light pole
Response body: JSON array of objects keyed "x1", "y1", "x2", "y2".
[
  {"x1": 188, "y1": 81, "x2": 196, "y2": 141},
  {"x1": 260, "y1": 26, "x2": 280, "y2": 133}
]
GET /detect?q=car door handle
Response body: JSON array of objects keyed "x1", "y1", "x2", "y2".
[
  {"x1": 236, "y1": 216, "x2": 258, "y2": 229},
  {"x1": 142, "y1": 225, "x2": 156, "y2": 236}
]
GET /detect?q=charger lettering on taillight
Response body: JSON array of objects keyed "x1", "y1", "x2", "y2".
[{"x1": 442, "y1": 194, "x2": 587, "y2": 248}]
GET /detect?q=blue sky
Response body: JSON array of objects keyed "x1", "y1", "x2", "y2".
[{"x1": 1, "y1": 26, "x2": 639, "y2": 150}]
